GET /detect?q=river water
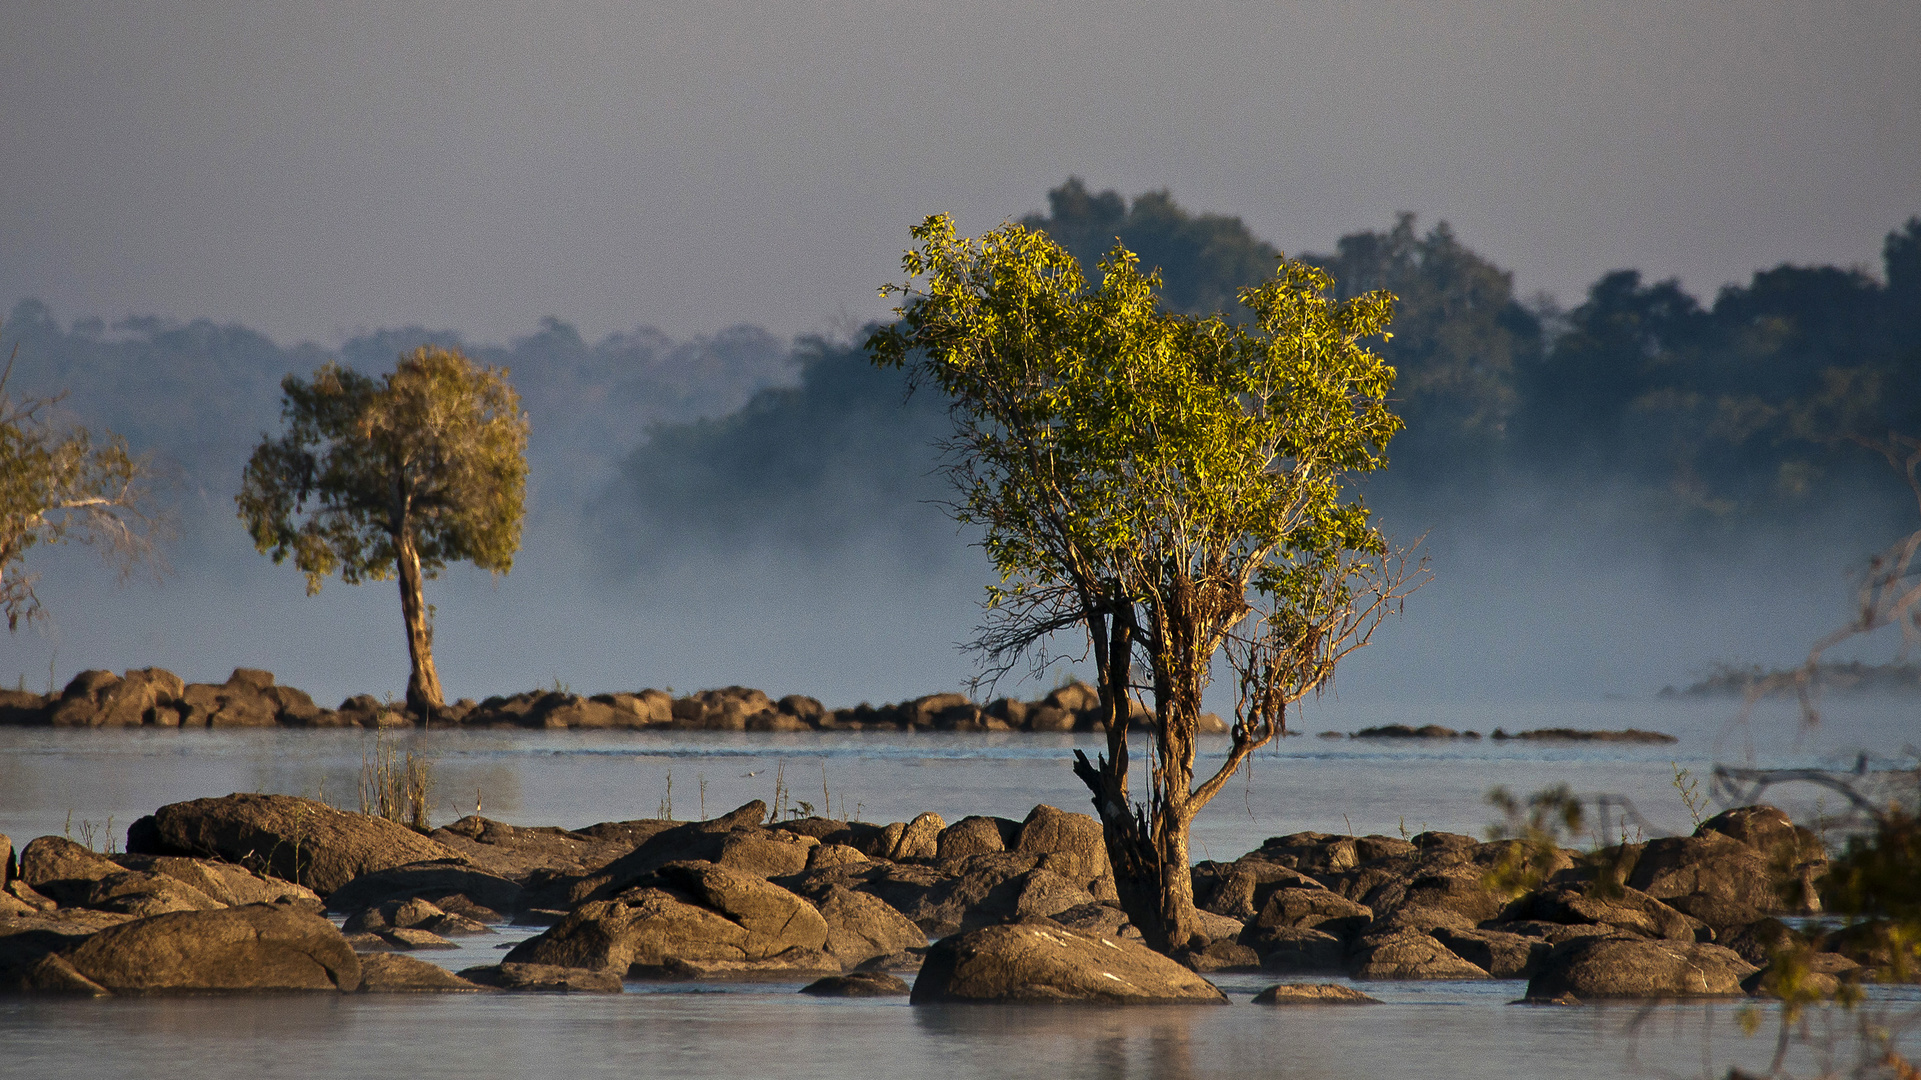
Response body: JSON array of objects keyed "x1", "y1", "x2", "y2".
[{"x1": 1, "y1": 696, "x2": 1915, "y2": 1079}]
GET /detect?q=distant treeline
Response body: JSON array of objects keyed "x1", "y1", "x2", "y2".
[
  {"x1": 602, "y1": 180, "x2": 1921, "y2": 565},
  {"x1": 1660, "y1": 660, "x2": 1921, "y2": 698},
  {"x1": 5, "y1": 179, "x2": 1917, "y2": 573}
]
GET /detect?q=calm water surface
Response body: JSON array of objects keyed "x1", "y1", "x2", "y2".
[{"x1": 1, "y1": 697, "x2": 1914, "y2": 1079}]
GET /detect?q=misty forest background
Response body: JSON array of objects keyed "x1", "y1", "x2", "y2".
[{"x1": 7, "y1": 180, "x2": 1920, "y2": 713}]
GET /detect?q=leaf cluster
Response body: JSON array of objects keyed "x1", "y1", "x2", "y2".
[
  {"x1": 867, "y1": 214, "x2": 1404, "y2": 712},
  {"x1": 237, "y1": 347, "x2": 528, "y2": 594},
  {"x1": 0, "y1": 342, "x2": 158, "y2": 629}
]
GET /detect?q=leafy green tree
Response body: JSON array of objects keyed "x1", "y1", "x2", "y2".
[
  {"x1": 238, "y1": 347, "x2": 528, "y2": 713},
  {"x1": 0, "y1": 338, "x2": 161, "y2": 630},
  {"x1": 870, "y1": 215, "x2": 1418, "y2": 950}
]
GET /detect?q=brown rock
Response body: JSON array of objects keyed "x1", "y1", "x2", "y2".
[
  {"x1": 910, "y1": 921, "x2": 1227, "y2": 1004},
  {"x1": 324, "y1": 862, "x2": 521, "y2": 915},
  {"x1": 356, "y1": 952, "x2": 486, "y2": 992},
  {"x1": 1251, "y1": 982, "x2": 1382, "y2": 1004},
  {"x1": 65, "y1": 903, "x2": 362, "y2": 992},
  {"x1": 83, "y1": 871, "x2": 228, "y2": 917},
  {"x1": 1255, "y1": 928, "x2": 1347, "y2": 973},
  {"x1": 1432, "y1": 927, "x2": 1550, "y2": 978},
  {"x1": 19, "y1": 836, "x2": 124, "y2": 904},
  {"x1": 457, "y1": 962, "x2": 622, "y2": 992},
  {"x1": 1244, "y1": 887, "x2": 1372, "y2": 942},
  {"x1": 801, "y1": 971, "x2": 910, "y2": 996},
  {"x1": 1519, "y1": 882, "x2": 1708, "y2": 942},
  {"x1": 1013, "y1": 804, "x2": 1112, "y2": 886},
  {"x1": 936, "y1": 816, "x2": 1013, "y2": 861},
  {"x1": 1525, "y1": 937, "x2": 1757, "y2": 999},
  {"x1": 129, "y1": 794, "x2": 465, "y2": 895},
  {"x1": 113, "y1": 854, "x2": 320, "y2": 908},
  {"x1": 814, "y1": 885, "x2": 926, "y2": 968},
  {"x1": 1348, "y1": 929, "x2": 1491, "y2": 980}
]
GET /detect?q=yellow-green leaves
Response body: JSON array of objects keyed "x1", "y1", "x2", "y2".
[
  {"x1": 868, "y1": 214, "x2": 1400, "y2": 652},
  {"x1": 0, "y1": 362, "x2": 157, "y2": 630},
  {"x1": 237, "y1": 347, "x2": 529, "y2": 594}
]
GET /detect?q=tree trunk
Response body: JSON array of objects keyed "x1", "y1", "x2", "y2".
[
  {"x1": 395, "y1": 530, "x2": 444, "y2": 716},
  {"x1": 1073, "y1": 599, "x2": 1178, "y2": 951}
]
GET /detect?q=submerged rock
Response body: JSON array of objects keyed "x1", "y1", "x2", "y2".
[
  {"x1": 457, "y1": 962, "x2": 622, "y2": 993},
  {"x1": 1251, "y1": 982, "x2": 1381, "y2": 1004},
  {"x1": 801, "y1": 971, "x2": 911, "y2": 996},
  {"x1": 910, "y1": 921, "x2": 1227, "y2": 1004}
]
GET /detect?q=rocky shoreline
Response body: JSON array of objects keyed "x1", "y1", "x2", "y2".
[
  {"x1": 0, "y1": 792, "x2": 1895, "y2": 1003},
  {"x1": 1, "y1": 667, "x2": 1675, "y2": 743}
]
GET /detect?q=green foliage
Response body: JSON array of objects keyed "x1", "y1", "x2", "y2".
[
  {"x1": 238, "y1": 346, "x2": 527, "y2": 710},
  {"x1": 869, "y1": 213, "x2": 1402, "y2": 711},
  {"x1": 0, "y1": 333, "x2": 160, "y2": 630},
  {"x1": 1673, "y1": 762, "x2": 1709, "y2": 827},
  {"x1": 1482, "y1": 783, "x2": 1587, "y2": 898},
  {"x1": 1822, "y1": 801, "x2": 1921, "y2": 982},
  {"x1": 359, "y1": 734, "x2": 435, "y2": 832},
  {"x1": 238, "y1": 347, "x2": 528, "y2": 594},
  {"x1": 870, "y1": 213, "x2": 1413, "y2": 945}
]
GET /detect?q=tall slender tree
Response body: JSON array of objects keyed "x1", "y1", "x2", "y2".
[{"x1": 238, "y1": 346, "x2": 528, "y2": 713}]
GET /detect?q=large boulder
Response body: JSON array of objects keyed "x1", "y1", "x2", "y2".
[
  {"x1": 127, "y1": 794, "x2": 464, "y2": 895},
  {"x1": 506, "y1": 861, "x2": 830, "y2": 975},
  {"x1": 18, "y1": 837, "x2": 125, "y2": 905},
  {"x1": 1348, "y1": 929, "x2": 1491, "y2": 980},
  {"x1": 715, "y1": 830, "x2": 816, "y2": 877},
  {"x1": 1013, "y1": 805, "x2": 1112, "y2": 886},
  {"x1": 1514, "y1": 882, "x2": 1709, "y2": 943},
  {"x1": 1195, "y1": 858, "x2": 1325, "y2": 920},
  {"x1": 356, "y1": 952, "x2": 487, "y2": 992},
  {"x1": 910, "y1": 921, "x2": 1227, "y2": 1004},
  {"x1": 1254, "y1": 928, "x2": 1347, "y2": 973},
  {"x1": 936, "y1": 816, "x2": 1017, "y2": 861},
  {"x1": 1242, "y1": 888, "x2": 1371, "y2": 941},
  {"x1": 1432, "y1": 927, "x2": 1550, "y2": 978},
  {"x1": 429, "y1": 815, "x2": 670, "y2": 881},
  {"x1": 814, "y1": 885, "x2": 927, "y2": 967},
  {"x1": 324, "y1": 862, "x2": 521, "y2": 915},
  {"x1": 555, "y1": 801, "x2": 770, "y2": 905},
  {"x1": 843, "y1": 853, "x2": 1096, "y2": 937},
  {"x1": 113, "y1": 854, "x2": 319, "y2": 908},
  {"x1": 82, "y1": 871, "x2": 228, "y2": 917},
  {"x1": 65, "y1": 903, "x2": 362, "y2": 992},
  {"x1": 1628, "y1": 830, "x2": 1813, "y2": 920},
  {"x1": 1525, "y1": 937, "x2": 1758, "y2": 1000}
]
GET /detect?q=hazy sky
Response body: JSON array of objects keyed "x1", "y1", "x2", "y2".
[{"x1": 3, "y1": 1, "x2": 1917, "y2": 346}]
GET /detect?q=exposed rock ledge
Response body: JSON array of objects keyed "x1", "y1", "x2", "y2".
[{"x1": 0, "y1": 669, "x2": 1229, "y2": 735}]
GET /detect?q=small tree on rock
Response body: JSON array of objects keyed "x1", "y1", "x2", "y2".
[
  {"x1": 238, "y1": 347, "x2": 528, "y2": 714},
  {"x1": 870, "y1": 215, "x2": 1421, "y2": 952},
  {"x1": 0, "y1": 336, "x2": 162, "y2": 630}
]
